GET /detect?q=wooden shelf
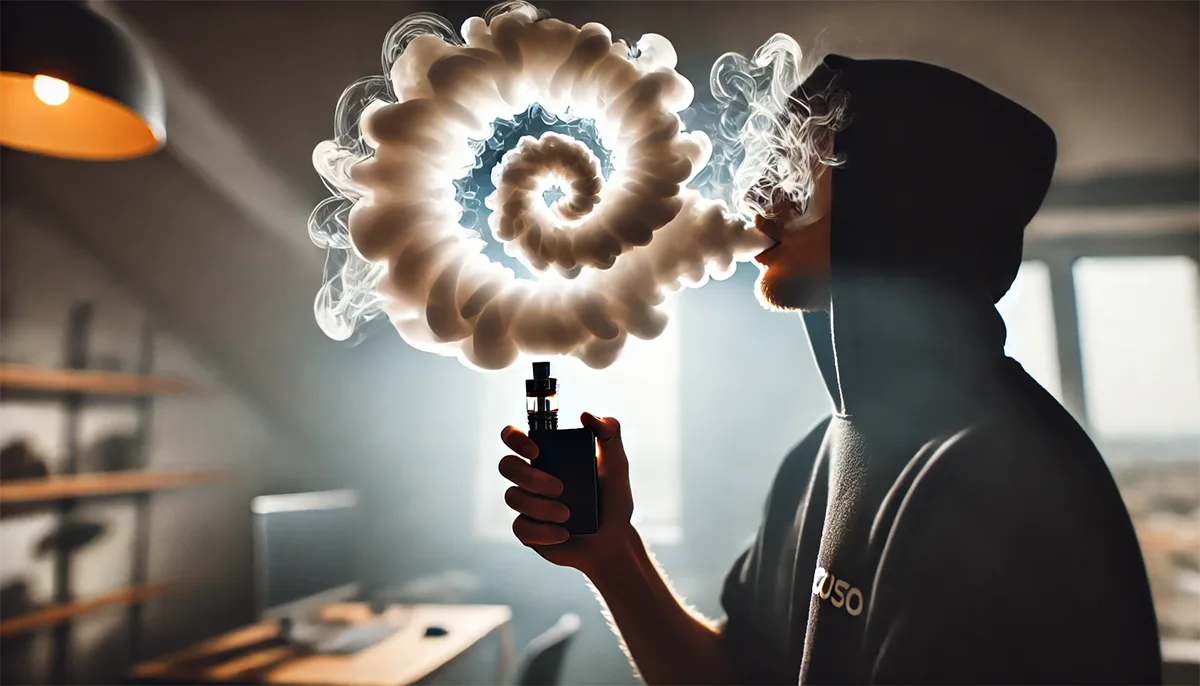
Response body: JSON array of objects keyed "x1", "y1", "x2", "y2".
[
  {"x1": 0, "y1": 364, "x2": 200, "y2": 396},
  {"x1": 0, "y1": 582, "x2": 185, "y2": 637},
  {"x1": 0, "y1": 470, "x2": 227, "y2": 504}
]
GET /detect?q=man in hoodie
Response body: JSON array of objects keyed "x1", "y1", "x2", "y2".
[{"x1": 496, "y1": 55, "x2": 1163, "y2": 685}]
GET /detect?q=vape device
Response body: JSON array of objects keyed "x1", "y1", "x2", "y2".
[{"x1": 526, "y1": 362, "x2": 600, "y2": 535}]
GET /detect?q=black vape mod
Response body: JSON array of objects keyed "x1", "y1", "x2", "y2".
[{"x1": 526, "y1": 361, "x2": 600, "y2": 535}]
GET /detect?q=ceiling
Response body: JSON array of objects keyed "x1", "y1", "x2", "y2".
[
  {"x1": 109, "y1": 0, "x2": 1200, "y2": 240},
  {"x1": 113, "y1": 0, "x2": 1198, "y2": 189},
  {"x1": 2, "y1": 0, "x2": 1196, "y2": 464}
]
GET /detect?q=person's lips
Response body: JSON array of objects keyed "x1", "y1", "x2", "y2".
[
  {"x1": 752, "y1": 213, "x2": 790, "y2": 264},
  {"x1": 754, "y1": 241, "x2": 783, "y2": 265}
]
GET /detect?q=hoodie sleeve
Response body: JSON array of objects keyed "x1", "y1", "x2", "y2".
[{"x1": 862, "y1": 425, "x2": 1163, "y2": 685}]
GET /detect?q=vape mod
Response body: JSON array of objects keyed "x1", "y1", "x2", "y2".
[{"x1": 526, "y1": 361, "x2": 600, "y2": 535}]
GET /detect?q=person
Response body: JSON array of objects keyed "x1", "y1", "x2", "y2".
[{"x1": 497, "y1": 54, "x2": 1163, "y2": 685}]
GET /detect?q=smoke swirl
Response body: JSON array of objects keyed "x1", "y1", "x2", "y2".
[{"x1": 310, "y1": 2, "x2": 773, "y2": 369}]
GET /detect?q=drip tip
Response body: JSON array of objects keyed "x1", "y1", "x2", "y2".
[{"x1": 527, "y1": 360, "x2": 557, "y2": 395}]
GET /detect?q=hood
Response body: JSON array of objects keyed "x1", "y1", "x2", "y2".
[{"x1": 799, "y1": 55, "x2": 1058, "y2": 417}]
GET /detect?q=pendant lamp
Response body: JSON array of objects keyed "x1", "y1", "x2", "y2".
[{"x1": 0, "y1": 1, "x2": 165, "y2": 161}]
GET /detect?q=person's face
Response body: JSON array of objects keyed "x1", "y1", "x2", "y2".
[{"x1": 752, "y1": 166, "x2": 833, "y2": 312}]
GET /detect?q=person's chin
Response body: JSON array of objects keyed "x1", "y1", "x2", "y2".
[{"x1": 754, "y1": 266, "x2": 830, "y2": 313}]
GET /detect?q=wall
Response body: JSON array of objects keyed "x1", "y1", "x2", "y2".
[
  {"x1": 343, "y1": 266, "x2": 833, "y2": 686},
  {"x1": 0, "y1": 209, "x2": 310, "y2": 684}
]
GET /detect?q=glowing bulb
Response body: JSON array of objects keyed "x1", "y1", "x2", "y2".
[{"x1": 33, "y1": 75, "x2": 70, "y2": 106}]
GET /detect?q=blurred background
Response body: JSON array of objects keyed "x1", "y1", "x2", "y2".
[{"x1": 0, "y1": 1, "x2": 1196, "y2": 685}]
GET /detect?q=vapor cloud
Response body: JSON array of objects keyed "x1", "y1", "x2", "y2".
[{"x1": 311, "y1": 1, "x2": 771, "y2": 370}]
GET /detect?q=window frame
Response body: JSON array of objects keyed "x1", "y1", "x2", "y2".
[{"x1": 1023, "y1": 229, "x2": 1200, "y2": 428}]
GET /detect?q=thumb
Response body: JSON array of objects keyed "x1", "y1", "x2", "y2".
[{"x1": 581, "y1": 412, "x2": 627, "y2": 473}]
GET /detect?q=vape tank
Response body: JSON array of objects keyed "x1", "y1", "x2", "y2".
[{"x1": 526, "y1": 362, "x2": 600, "y2": 535}]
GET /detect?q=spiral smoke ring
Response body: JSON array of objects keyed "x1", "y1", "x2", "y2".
[{"x1": 311, "y1": 1, "x2": 771, "y2": 370}]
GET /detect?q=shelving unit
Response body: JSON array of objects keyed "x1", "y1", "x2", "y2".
[
  {"x1": 0, "y1": 470, "x2": 226, "y2": 503},
  {"x1": 0, "y1": 302, "x2": 221, "y2": 684},
  {"x1": 0, "y1": 364, "x2": 201, "y2": 396},
  {"x1": 0, "y1": 582, "x2": 185, "y2": 637}
]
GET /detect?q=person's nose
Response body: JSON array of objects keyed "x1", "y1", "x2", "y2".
[{"x1": 754, "y1": 214, "x2": 783, "y2": 242}]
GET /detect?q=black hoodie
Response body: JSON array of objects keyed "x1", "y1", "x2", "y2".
[{"x1": 719, "y1": 56, "x2": 1162, "y2": 685}]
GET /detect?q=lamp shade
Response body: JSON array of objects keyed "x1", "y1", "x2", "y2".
[{"x1": 0, "y1": 1, "x2": 165, "y2": 161}]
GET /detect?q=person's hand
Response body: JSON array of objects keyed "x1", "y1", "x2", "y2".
[{"x1": 498, "y1": 413, "x2": 635, "y2": 576}]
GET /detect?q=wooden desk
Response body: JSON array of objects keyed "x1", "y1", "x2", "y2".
[{"x1": 129, "y1": 604, "x2": 515, "y2": 686}]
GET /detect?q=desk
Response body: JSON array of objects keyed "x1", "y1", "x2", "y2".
[{"x1": 129, "y1": 604, "x2": 515, "y2": 686}]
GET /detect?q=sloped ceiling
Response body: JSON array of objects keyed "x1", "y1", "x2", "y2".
[
  {"x1": 115, "y1": 0, "x2": 1199, "y2": 184},
  {"x1": 2, "y1": 0, "x2": 1196, "y2": 466},
  {"x1": 664, "y1": 0, "x2": 1200, "y2": 181}
]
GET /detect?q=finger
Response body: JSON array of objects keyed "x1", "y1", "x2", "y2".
[
  {"x1": 581, "y1": 412, "x2": 628, "y2": 477},
  {"x1": 513, "y1": 516, "x2": 568, "y2": 546},
  {"x1": 498, "y1": 455, "x2": 563, "y2": 497},
  {"x1": 581, "y1": 412, "x2": 621, "y2": 443},
  {"x1": 505, "y1": 487, "x2": 570, "y2": 523},
  {"x1": 500, "y1": 425, "x2": 538, "y2": 459}
]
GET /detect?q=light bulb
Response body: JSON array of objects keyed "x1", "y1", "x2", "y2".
[{"x1": 33, "y1": 75, "x2": 70, "y2": 106}]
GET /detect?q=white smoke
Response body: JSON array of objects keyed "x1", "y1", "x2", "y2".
[
  {"x1": 687, "y1": 33, "x2": 826, "y2": 219},
  {"x1": 310, "y1": 1, "x2": 774, "y2": 370}
]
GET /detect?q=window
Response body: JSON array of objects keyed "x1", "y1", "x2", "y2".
[
  {"x1": 1074, "y1": 256, "x2": 1200, "y2": 440},
  {"x1": 474, "y1": 301, "x2": 683, "y2": 543},
  {"x1": 1074, "y1": 255, "x2": 1200, "y2": 642},
  {"x1": 996, "y1": 260, "x2": 1062, "y2": 400}
]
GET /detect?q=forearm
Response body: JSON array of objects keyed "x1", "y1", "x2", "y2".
[{"x1": 584, "y1": 527, "x2": 739, "y2": 686}]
